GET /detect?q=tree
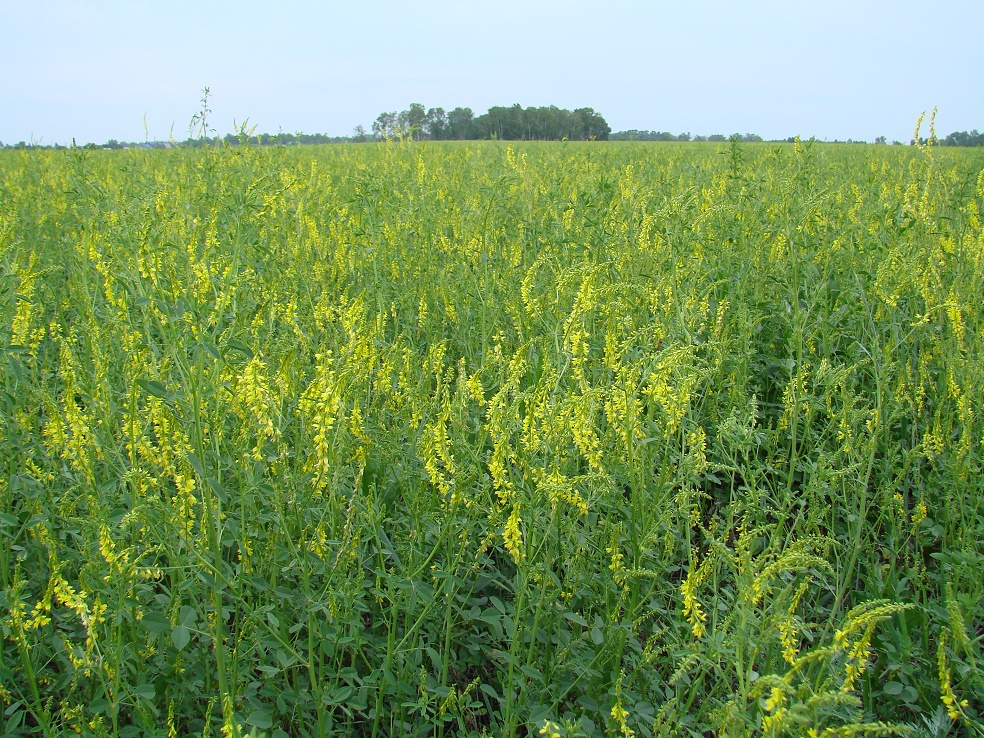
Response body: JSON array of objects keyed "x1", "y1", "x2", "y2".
[
  {"x1": 372, "y1": 111, "x2": 398, "y2": 140},
  {"x1": 941, "y1": 129, "x2": 984, "y2": 147},
  {"x1": 397, "y1": 103, "x2": 427, "y2": 140},
  {"x1": 371, "y1": 103, "x2": 611, "y2": 141},
  {"x1": 446, "y1": 107, "x2": 474, "y2": 140},
  {"x1": 573, "y1": 107, "x2": 611, "y2": 140},
  {"x1": 475, "y1": 104, "x2": 525, "y2": 140},
  {"x1": 424, "y1": 108, "x2": 447, "y2": 140}
]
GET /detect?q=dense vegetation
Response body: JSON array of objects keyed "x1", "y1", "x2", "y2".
[
  {"x1": 609, "y1": 132, "x2": 764, "y2": 143},
  {"x1": 1, "y1": 137, "x2": 982, "y2": 737},
  {"x1": 941, "y1": 130, "x2": 984, "y2": 148},
  {"x1": 369, "y1": 104, "x2": 612, "y2": 142},
  {"x1": 8, "y1": 130, "x2": 983, "y2": 151}
]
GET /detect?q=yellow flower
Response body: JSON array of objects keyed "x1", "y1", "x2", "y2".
[
  {"x1": 681, "y1": 556, "x2": 710, "y2": 638},
  {"x1": 503, "y1": 504, "x2": 523, "y2": 563}
]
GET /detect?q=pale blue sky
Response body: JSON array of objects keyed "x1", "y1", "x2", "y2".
[{"x1": 2, "y1": 0, "x2": 981, "y2": 145}]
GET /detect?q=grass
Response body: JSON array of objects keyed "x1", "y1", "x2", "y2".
[{"x1": 0, "y1": 137, "x2": 982, "y2": 737}]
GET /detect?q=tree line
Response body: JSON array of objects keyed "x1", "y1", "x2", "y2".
[
  {"x1": 4, "y1": 125, "x2": 983, "y2": 151},
  {"x1": 0, "y1": 131, "x2": 353, "y2": 151},
  {"x1": 940, "y1": 129, "x2": 984, "y2": 147},
  {"x1": 610, "y1": 130, "x2": 766, "y2": 143},
  {"x1": 366, "y1": 103, "x2": 611, "y2": 141}
]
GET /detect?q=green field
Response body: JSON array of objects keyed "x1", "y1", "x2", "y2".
[{"x1": 1, "y1": 139, "x2": 982, "y2": 737}]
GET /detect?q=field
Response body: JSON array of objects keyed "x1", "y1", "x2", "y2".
[{"x1": 0, "y1": 138, "x2": 982, "y2": 737}]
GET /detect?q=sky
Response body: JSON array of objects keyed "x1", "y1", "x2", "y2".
[{"x1": 1, "y1": 0, "x2": 982, "y2": 146}]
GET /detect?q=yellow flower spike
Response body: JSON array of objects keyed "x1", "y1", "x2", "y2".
[
  {"x1": 610, "y1": 674, "x2": 636, "y2": 737},
  {"x1": 503, "y1": 504, "x2": 523, "y2": 563},
  {"x1": 937, "y1": 633, "x2": 966, "y2": 721},
  {"x1": 681, "y1": 555, "x2": 710, "y2": 638}
]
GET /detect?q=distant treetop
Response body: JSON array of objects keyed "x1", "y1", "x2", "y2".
[
  {"x1": 610, "y1": 131, "x2": 764, "y2": 143},
  {"x1": 940, "y1": 129, "x2": 984, "y2": 147},
  {"x1": 371, "y1": 104, "x2": 611, "y2": 142}
]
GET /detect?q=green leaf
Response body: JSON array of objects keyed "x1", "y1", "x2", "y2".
[
  {"x1": 478, "y1": 609, "x2": 501, "y2": 626},
  {"x1": 172, "y1": 624, "x2": 191, "y2": 650},
  {"x1": 137, "y1": 379, "x2": 170, "y2": 400},
  {"x1": 141, "y1": 611, "x2": 170, "y2": 635},
  {"x1": 7, "y1": 355, "x2": 25, "y2": 383},
  {"x1": 323, "y1": 686, "x2": 354, "y2": 705},
  {"x1": 520, "y1": 665, "x2": 543, "y2": 681},
  {"x1": 206, "y1": 477, "x2": 229, "y2": 503},
  {"x1": 882, "y1": 681, "x2": 903, "y2": 695},
  {"x1": 186, "y1": 452, "x2": 206, "y2": 479},
  {"x1": 247, "y1": 710, "x2": 273, "y2": 730},
  {"x1": 4, "y1": 708, "x2": 23, "y2": 731},
  {"x1": 479, "y1": 684, "x2": 498, "y2": 700},
  {"x1": 133, "y1": 684, "x2": 156, "y2": 700},
  {"x1": 199, "y1": 342, "x2": 222, "y2": 361},
  {"x1": 563, "y1": 611, "x2": 588, "y2": 627},
  {"x1": 225, "y1": 339, "x2": 254, "y2": 360},
  {"x1": 425, "y1": 646, "x2": 441, "y2": 671},
  {"x1": 591, "y1": 627, "x2": 604, "y2": 645},
  {"x1": 502, "y1": 615, "x2": 516, "y2": 638}
]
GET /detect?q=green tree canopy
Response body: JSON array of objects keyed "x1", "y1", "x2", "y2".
[{"x1": 370, "y1": 103, "x2": 610, "y2": 141}]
